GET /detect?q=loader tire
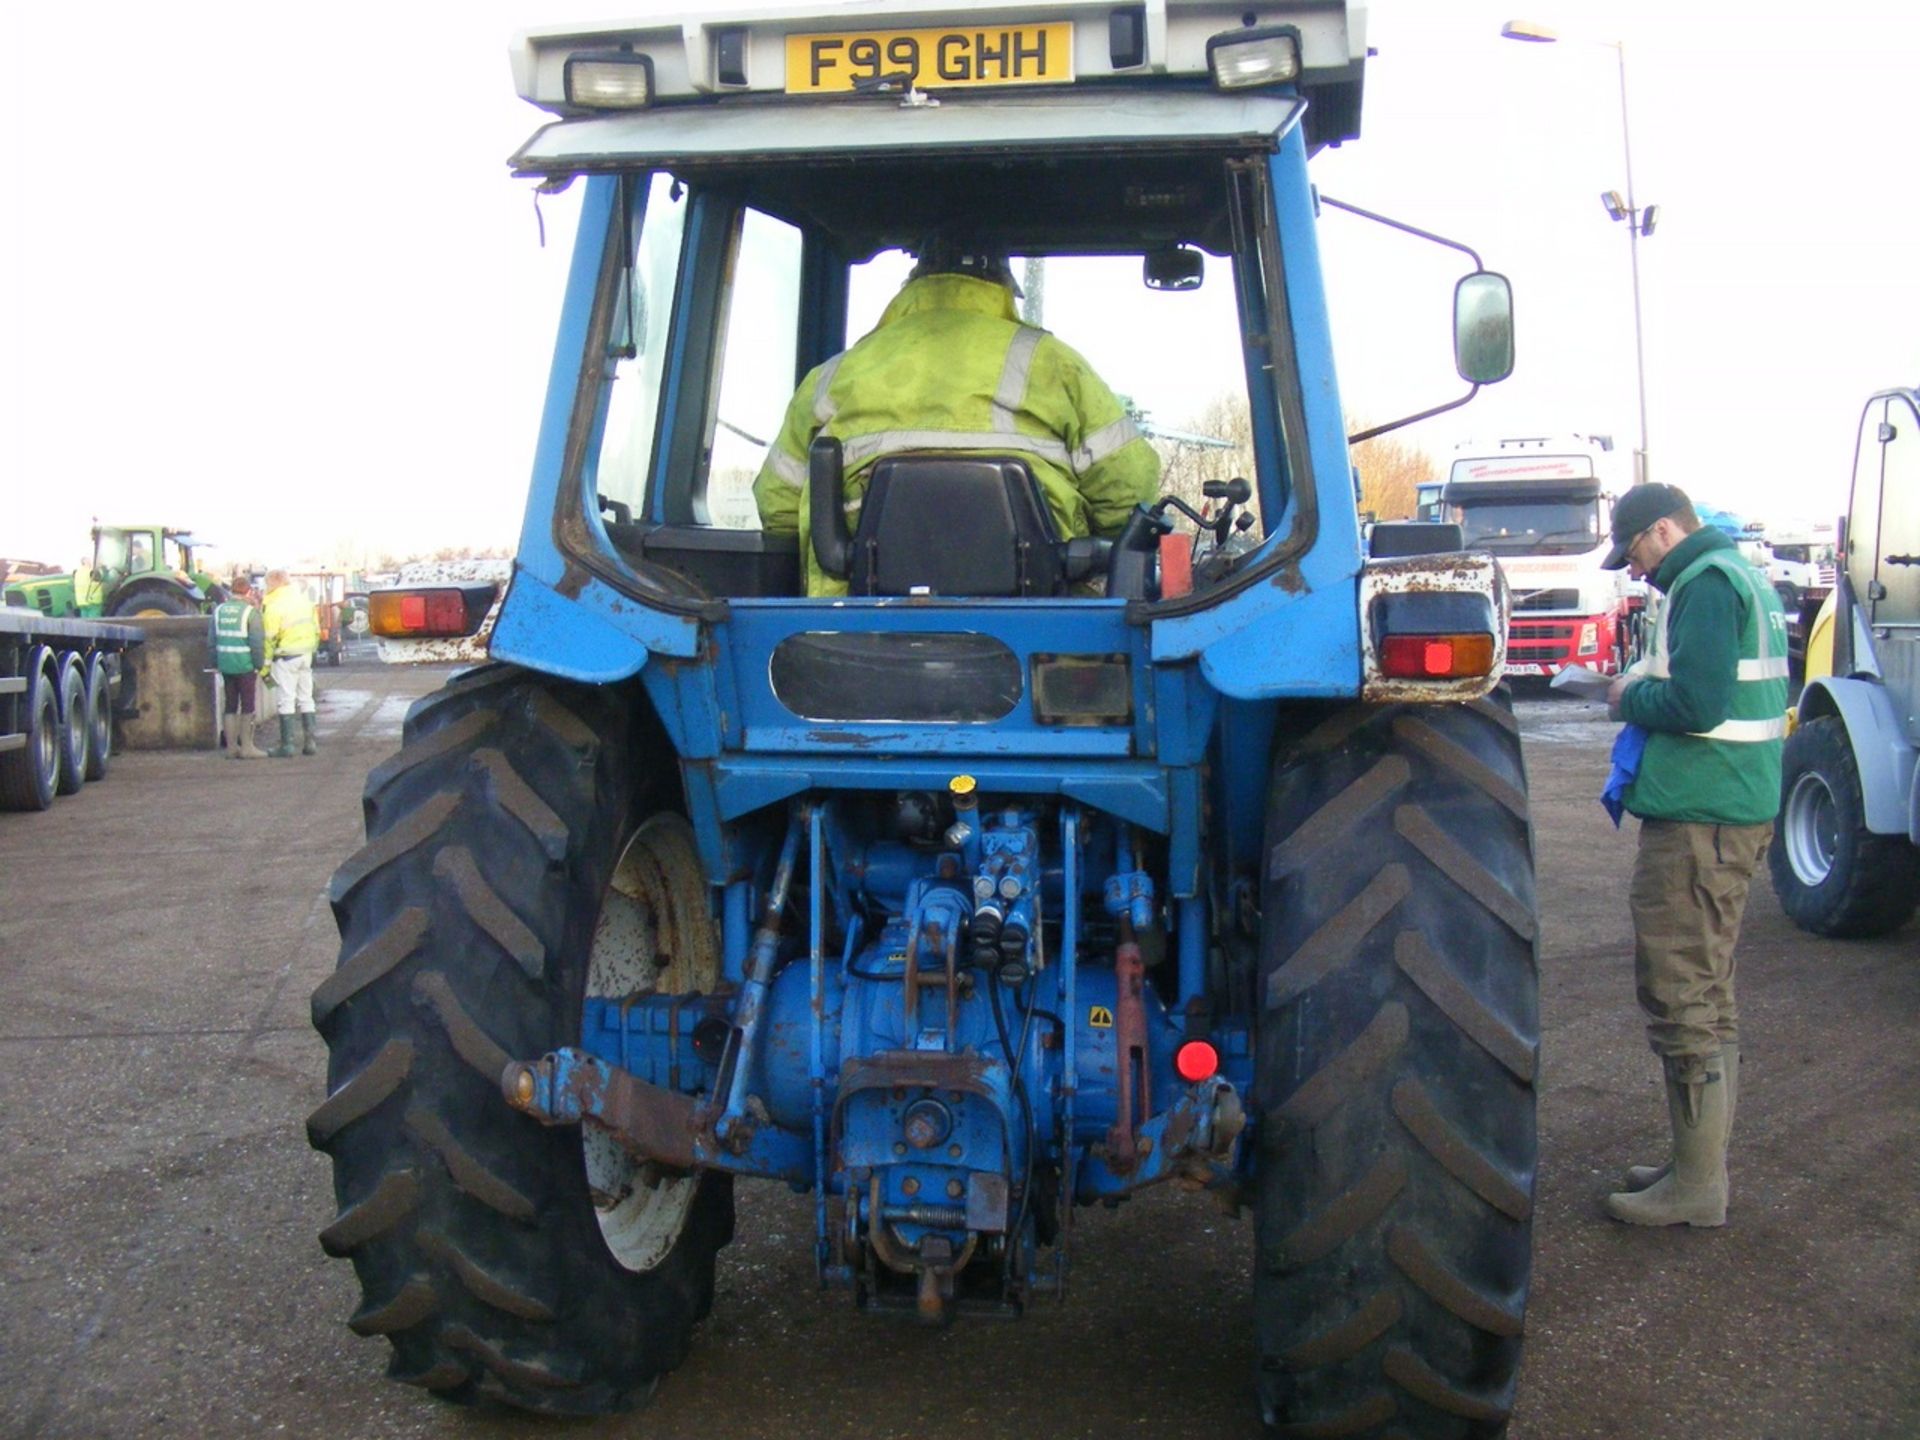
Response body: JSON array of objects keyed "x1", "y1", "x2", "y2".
[
  {"x1": 308, "y1": 664, "x2": 732, "y2": 1414},
  {"x1": 1253, "y1": 694, "x2": 1539, "y2": 1439},
  {"x1": 1769, "y1": 715, "x2": 1920, "y2": 938}
]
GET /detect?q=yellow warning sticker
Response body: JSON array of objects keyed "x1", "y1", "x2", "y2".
[{"x1": 1088, "y1": 1005, "x2": 1114, "y2": 1029}]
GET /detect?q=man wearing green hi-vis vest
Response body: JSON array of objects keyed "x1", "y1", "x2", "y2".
[{"x1": 1599, "y1": 483, "x2": 1789, "y2": 1228}]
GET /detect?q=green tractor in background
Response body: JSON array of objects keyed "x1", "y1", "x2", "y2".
[{"x1": 3, "y1": 524, "x2": 225, "y2": 619}]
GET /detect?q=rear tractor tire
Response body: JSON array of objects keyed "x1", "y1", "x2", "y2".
[
  {"x1": 1254, "y1": 693, "x2": 1539, "y2": 1438},
  {"x1": 107, "y1": 586, "x2": 198, "y2": 619},
  {"x1": 1769, "y1": 714, "x2": 1920, "y2": 938},
  {"x1": 307, "y1": 665, "x2": 733, "y2": 1413}
]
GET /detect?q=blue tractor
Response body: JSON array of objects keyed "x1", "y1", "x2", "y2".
[{"x1": 308, "y1": 4, "x2": 1540, "y2": 1434}]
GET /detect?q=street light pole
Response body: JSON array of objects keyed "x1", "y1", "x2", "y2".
[
  {"x1": 1502, "y1": 21, "x2": 1655, "y2": 485},
  {"x1": 1613, "y1": 40, "x2": 1650, "y2": 485}
]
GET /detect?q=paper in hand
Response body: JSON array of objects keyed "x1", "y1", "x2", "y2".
[{"x1": 1549, "y1": 664, "x2": 1615, "y2": 701}]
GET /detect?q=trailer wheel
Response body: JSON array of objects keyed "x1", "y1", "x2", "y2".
[
  {"x1": 1769, "y1": 715, "x2": 1920, "y2": 938},
  {"x1": 308, "y1": 665, "x2": 731, "y2": 1414},
  {"x1": 1253, "y1": 694, "x2": 1538, "y2": 1439},
  {"x1": 83, "y1": 656, "x2": 112, "y2": 782},
  {"x1": 53, "y1": 656, "x2": 89, "y2": 796},
  {"x1": 0, "y1": 649, "x2": 59, "y2": 811}
]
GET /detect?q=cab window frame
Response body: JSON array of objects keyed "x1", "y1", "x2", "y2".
[{"x1": 554, "y1": 147, "x2": 1315, "y2": 614}]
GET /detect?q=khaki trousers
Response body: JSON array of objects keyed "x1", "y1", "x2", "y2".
[{"x1": 1629, "y1": 818, "x2": 1772, "y2": 1081}]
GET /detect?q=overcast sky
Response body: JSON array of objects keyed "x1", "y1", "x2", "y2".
[{"x1": 5, "y1": 0, "x2": 1916, "y2": 571}]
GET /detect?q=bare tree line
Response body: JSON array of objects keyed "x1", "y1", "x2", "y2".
[{"x1": 1146, "y1": 392, "x2": 1437, "y2": 528}]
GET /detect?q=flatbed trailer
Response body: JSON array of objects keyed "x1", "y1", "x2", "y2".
[{"x1": 0, "y1": 609, "x2": 145, "y2": 811}]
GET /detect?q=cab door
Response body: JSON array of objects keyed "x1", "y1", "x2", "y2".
[{"x1": 1848, "y1": 391, "x2": 1920, "y2": 743}]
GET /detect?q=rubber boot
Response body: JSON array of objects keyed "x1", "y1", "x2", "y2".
[
  {"x1": 300, "y1": 711, "x2": 319, "y2": 756},
  {"x1": 1623, "y1": 1042, "x2": 1738, "y2": 1191},
  {"x1": 221, "y1": 713, "x2": 239, "y2": 758},
  {"x1": 268, "y1": 714, "x2": 298, "y2": 759},
  {"x1": 237, "y1": 713, "x2": 268, "y2": 760},
  {"x1": 1606, "y1": 1058, "x2": 1730, "y2": 1227}
]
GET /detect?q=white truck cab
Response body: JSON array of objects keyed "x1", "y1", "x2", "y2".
[{"x1": 1442, "y1": 435, "x2": 1644, "y2": 676}]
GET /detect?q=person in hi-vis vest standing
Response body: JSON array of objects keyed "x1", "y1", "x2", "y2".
[
  {"x1": 209, "y1": 574, "x2": 268, "y2": 759},
  {"x1": 262, "y1": 569, "x2": 321, "y2": 757},
  {"x1": 1600, "y1": 483, "x2": 1788, "y2": 1227}
]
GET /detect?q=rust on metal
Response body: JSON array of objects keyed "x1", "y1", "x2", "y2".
[
  {"x1": 502, "y1": 1054, "x2": 702, "y2": 1170},
  {"x1": 1103, "y1": 919, "x2": 1150, "y2": 1175},
  {"x1": 1358, "y1": 551, "x2": 1509, "y2": 705}
]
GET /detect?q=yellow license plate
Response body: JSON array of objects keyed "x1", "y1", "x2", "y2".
[{"x1": 785, "y1": 22, "x2": 1074, "y2": 94}]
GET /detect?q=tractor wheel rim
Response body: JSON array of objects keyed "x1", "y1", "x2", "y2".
[
  {"x1": 1783, "y1": 770, "x2": 1837, "y2": 886},
  {"x1": 583, "y1": 812, "x2": 718, "y2": 1272}
]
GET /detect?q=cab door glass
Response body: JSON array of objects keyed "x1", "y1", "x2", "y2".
[
  {"x1": 595, "y1": 172, "x2": 687, "y2": 519},
  {"x1": 701, "y1": 208, "x2": 803, "y2": 528},
  {"x1": 94, "y1": 530, "x2": 128, "y2": 575},
  {"x1": 1875, "y1": 396, "x2": 1920, "y2": 628},
  {"x1": 127, "y1": 531, "x2": 154, "y2": 575},
  {"x1": 1847, "y1": 397, "x2": 1887, "y2": 612}
]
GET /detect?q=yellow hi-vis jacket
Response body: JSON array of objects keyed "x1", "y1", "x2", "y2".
[
  {"x1": 752, "y1": 274, "x2": 1161, "y2": 596},
  {"x1": 263, "y1": 583, "x2": 319, "y2": 659}
]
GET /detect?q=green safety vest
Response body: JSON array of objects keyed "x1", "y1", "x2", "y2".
[
  {"x1": 1626, "y1": 548, "x2": 1789, "y2": 825},
  {"x1": 211, "y1": 600, "x2": 257, "y2": 676}
]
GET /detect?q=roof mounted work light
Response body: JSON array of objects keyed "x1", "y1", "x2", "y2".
[
  {"x1": 564, "y1": 50, "x2": 654, "y2": 110},
  {"x1": 1206, "y1": 26, "x2": 1302, "y2": 89}
]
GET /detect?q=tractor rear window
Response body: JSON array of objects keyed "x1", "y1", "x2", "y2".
[{"x1": 567, "y1": 150, "x2": 1298, "y2": 603}]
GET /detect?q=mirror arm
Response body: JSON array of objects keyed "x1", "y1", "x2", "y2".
[
  {"x1": 1318, "y1": 195, "x2": 1484, "y2": 270},
  {"x1": 1348, "y1": 385, "x2": 1480, "y2": 446}
]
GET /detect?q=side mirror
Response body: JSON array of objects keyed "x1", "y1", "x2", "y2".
[
  {"x1": 1143, "y1": 246, "x2": 1204, "y2": 292},
  {"x1": 1454, "y1": 271, "x2": 1514, "y2": 384}
]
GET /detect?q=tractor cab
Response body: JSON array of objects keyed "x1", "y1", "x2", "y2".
[
  {"x1": 494, "y1": 4, "x2": 1510, "y2": 652},
  {"x1": 85, "y1": 525, "x2": 218, "y2": 617}
]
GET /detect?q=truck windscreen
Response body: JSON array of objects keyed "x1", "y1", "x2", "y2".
[{"x1": 1454, "y1": 498, "x2": 1601, "y2": 554}]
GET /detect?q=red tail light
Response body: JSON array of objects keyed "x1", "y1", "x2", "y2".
[
  {"x1": 1379, "y1": 632, "x2": 1495, "y2": 680},
  {"x1": 1175, "y1": 1039, "x2": 1220, "y2": 1083},
  {"x1": 368, "y1": 585, "x2": 495, "y2": 639}
]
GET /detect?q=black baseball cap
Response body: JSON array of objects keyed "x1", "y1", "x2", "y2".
[{"x1": 1601, "y1": 482, "x2": 1692, "y2": 570}]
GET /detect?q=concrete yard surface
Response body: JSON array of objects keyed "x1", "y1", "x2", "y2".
[{"x1": 0, "y1": 666, "x2": 1914, "y2": 1439}]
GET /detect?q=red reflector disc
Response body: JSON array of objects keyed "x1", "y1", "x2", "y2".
[
  {"x1": 1423, "y1": 640, "x2": 1452, "y2": 675},
  {"x1": 399, "y1": 594, "x2": 427, "y2": 630},
  {"x1": 1174, "y1": 1039, "x2": 1220, "y2": 1083}
]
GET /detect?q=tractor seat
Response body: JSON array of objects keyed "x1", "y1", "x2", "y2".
[{"x1": 808, "y1": 440, "x2": 1105, "y2": 598}]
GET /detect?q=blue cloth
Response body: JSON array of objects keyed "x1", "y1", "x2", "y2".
[{"x1": 1603, "y1": 723, "x2": 1649, "y2": 828}]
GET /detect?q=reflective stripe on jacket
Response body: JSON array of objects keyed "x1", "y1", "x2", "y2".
[
  {"x1": 263, "y1": 584, "x2": 319, "y2": 658},
  {"x1": 751, "y1": 273, "x2": 1160, "y2": 596},
  {"x1": 211, "y1": 599, "x2": 263, "y2": 675},
  {"x1": 1625, "y1": 543, "x2": 1788, "y2": 825}
]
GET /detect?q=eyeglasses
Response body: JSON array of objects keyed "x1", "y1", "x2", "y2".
[{"x1": 1624, "y1": 519, "x2": 1664, "y2": 560}]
